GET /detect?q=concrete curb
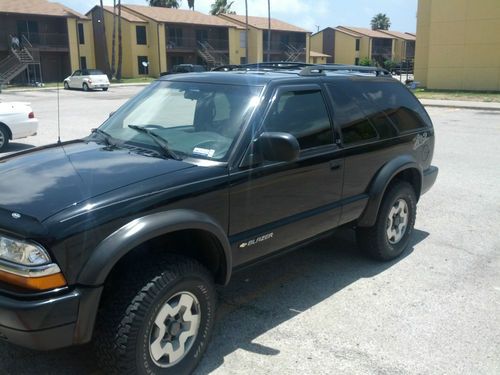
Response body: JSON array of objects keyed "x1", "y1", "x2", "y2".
[
  {"x1": 0, "y1": 82, "x2": 151, "y2": 93},
  {"x1": 420, "y1": 99, "x2": 500, "y2": 112}
]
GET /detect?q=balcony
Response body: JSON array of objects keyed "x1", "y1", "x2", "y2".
[
  {"x1": 263, "y1": 40, "x2": 306, "y2": 53},
  {"x1": 0, "y1": 32, "x2": 68, "y2": 50},
  {"x1": 166, "y1": 38, "x2": 229, "y2": 51}
]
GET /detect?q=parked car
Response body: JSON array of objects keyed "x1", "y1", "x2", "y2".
[
  {"x1": 0, "y1": 65, "x2": 437, "y2": 374},
  {"x1": 64, "y1": 69, "x2": 110, "y2": 91},
  {"x1": 0, "y1": 101, "x2": 38, "y2": 151},
  {"x1": 160, "y1": 64, "x2": 206, "y2": 76}
]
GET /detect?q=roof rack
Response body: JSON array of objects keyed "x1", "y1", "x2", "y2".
[
  {"x1": 299, "y1": 64, "x2": 391, "y2": 77},
  {"x1": 243, "y1": 62, "x2": 313, "y2": 70}
]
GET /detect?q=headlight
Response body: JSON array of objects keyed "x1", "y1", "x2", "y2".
[{"x1": 0, "y1": 235, "x2": 51, "y2": 265}]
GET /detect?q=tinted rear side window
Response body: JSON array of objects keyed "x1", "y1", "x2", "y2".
[
  {"x1": 358, "y1": 81, "x2": 432, "y2": 132},
  {"x1": 327, "y1": 85, "x2": 378, "y2": 145},
  {"x1": 262, "y1": 90, "x2": 333, "y2": 149}
]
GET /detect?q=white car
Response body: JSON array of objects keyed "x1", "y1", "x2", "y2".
[
  {"x1": 0, "y1": 102, "x2": 39, "y2": 152},
  {"x1": 63, "y1": 69, "x2": 110, "y2": 91}
]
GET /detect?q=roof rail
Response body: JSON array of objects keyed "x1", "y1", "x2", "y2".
[
  {"x1": 243, "y1": 62, "x2": 313, "y2": 70},
  {"x1": 299, "y1": 64, "x2": 391, "y2": 77}
]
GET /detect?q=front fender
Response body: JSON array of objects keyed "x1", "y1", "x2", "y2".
[
  {"x1": 357, "y1": 155, "x2": 421, "y2": 227},
  {"x1": 77, "y1": 209, "x2": 231, "y2": 286}
]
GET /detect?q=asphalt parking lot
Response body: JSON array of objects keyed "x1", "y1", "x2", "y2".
[{"x1": 0, "y1": 86, "x2": 499, "y2": 374}]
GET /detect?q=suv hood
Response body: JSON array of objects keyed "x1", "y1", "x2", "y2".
[{"x1": 0, "y1": 141, "x2": 194, "y2": 222}]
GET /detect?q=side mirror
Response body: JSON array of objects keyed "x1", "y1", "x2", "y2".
[{"x1": 254, "y1": 132, "x2": 300, "y2": 163}]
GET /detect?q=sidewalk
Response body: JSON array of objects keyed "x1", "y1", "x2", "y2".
[
  {"x1": 0, "y1": 82, "x2": 150, "y2": 93},
  {"x1": 419, "y1": 98, "x2": 500, "y2": 111}
]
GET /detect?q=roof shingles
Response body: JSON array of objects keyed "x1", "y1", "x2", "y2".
[
  {"x1": 123, "y1": 5, "x2": 242, "y2": 28},
  {"x1": 220, "y1": 14, "x2": 309, "y2": 33},
  {"x1": 0, "y1": 0, "x2": 85, "y2": 18}
]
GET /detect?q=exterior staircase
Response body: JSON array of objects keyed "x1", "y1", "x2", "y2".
[
  {"x1": 197, "y1": 41, "x2": 228, "y2": 68},
  {"x1": 0, "y1": 37, "x2": 37, "y2": 87},
  {"x1": 284, "y1": 43, "x2": 305, "y2": 62}
]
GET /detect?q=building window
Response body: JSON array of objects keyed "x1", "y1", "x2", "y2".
[
  {"x1": 138, "y1": 56, "x2": 149, "y2": 75},
  {"x1": 240, "y1": 56, "x2": 247, "y2": 64},
  {"x1": 80, "y1": 56, "x2": 87, "y2": 70},
  {"x1": 136, "y1": 25, "x2": 147, "y2": 45},
  {"x1": 355, "y1": 57, "x2": 360, "y2": 65},
  {"x1": 78, "y1": 23, "x2": 85, "y2": 44},
  {"x1": 355, "y1": 39, "x2": 360, "y2": 51},
  {"x1": 167, "y1": 27, "x2": 183, "y2": 48},
  {"x1": 240, "y1": 31, "x2": 246, "y2": 49}
]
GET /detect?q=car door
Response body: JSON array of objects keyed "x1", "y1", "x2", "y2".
[
  {"x1": 69, "y1": 70, "x2": 81, "y2": 88},
  {"x1": 229, "y1": 84, "x2": 344, "y2": 267}
]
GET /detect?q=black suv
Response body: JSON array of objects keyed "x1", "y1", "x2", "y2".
[{"x1": 0, "y1": 65, "x2": 437, "y2": 374}]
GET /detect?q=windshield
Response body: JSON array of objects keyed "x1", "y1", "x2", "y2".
[
  {"x1": 100, "y1": 80, "x2": 262, "y2": 161},
  {"x1": 87, "y1": 69, "x2": 105, "y2": 75}
]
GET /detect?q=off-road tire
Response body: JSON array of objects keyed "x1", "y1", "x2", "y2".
[
  {"x1": 95, "y1": 256, "x2": 216, "y2": 375},
  {"x1": 356, "y1": 181, "x2": 417, "y2": 261}
]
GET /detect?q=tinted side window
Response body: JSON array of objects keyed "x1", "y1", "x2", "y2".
[
  {"x1": 263, "y1": 90, "x2": 333, "y2": 149},
  {"x1": 327, "y1": 84, "x2": 378, "y2": 145},
  {"x1": 358, "y1": 81, "x2": 432, "y2": 132},
  {"x1": 327, "y1": 82, "x2": 397, "y2": 140}
]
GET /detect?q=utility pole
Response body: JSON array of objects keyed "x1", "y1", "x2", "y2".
[
  {"x1": 266, "y1": 0, "x2": 271, "y2": 62},
  {"x1": 245, "y1": 0, "x2": 249, "y2": 64}
]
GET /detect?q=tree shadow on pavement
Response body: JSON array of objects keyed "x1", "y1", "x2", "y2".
[{"x1": 0, "y1": 228, "x2": 428, "y2": 375}]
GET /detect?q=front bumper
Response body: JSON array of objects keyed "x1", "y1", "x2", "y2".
[
  {"x1": 0, "y1": 286, "x2": 102, "y2": 350},
  {"x1": 421, "y1": 165, "x2": 438, "y2": 195}
]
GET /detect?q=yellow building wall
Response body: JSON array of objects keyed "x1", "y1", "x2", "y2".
[
  {"x1": 415, "y1": 0, "x2": 500, "y2": 91},
  {"x1": 228, "y1": 28, "x2": 245, "y2": 65},
  {"x1": 310, "y1": 32, "x2": 323, "y2": 54},
  {"x1": 67, "y1": 18, "x2": 79, "y2": 72},
  {"x1": 335, "y1": 32, "x2": 358, "y2": 64},
  {"x1": 77, "y1": 20, "x2": 96, "y2": 68},
  {"x1": 359, "y1": 36, "x2": 371, "y2": 61},
  {"x1": 248, "y1": 27, "x2": 263, "y2": 63}
]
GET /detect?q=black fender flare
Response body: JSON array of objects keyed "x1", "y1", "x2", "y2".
[
  {"x1": 357, "y1": 155, "x2": 422, "y2": 227},
  {"x1": 77, "y1": 209, "x2": 232, "y2": 286}
]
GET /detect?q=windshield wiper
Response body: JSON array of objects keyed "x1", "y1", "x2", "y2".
[
  {"x1": 91, "y1": 128, "x2": 118, "y2": 147},
  {"x1": 128, "y1": 125, "x2": 181, "y2": 161}
]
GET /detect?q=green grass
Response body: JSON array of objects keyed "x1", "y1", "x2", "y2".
[
  {"x1": 413, "y1": 89, "x2": 500, "y2": 103},
  {"x1": 111, "y1": 77, "x2": 155, "y2": 84}
]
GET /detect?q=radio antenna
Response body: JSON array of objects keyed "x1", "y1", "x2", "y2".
[{"x1": 56, "y1": 80, "x2": 61, "y2": 143}]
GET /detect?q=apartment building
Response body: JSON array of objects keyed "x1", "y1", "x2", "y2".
[
  {"x1": 311, "y1": 26, "x2": 414, "y2": 66},
  {"x1": 415, "y1": 0, "x2": 500, "y2": 90},
  {"x1": 0, "y1": 0, "x2": 93, "y2": 85},
  {"x1": 219, "y1": 14, "x2": 310, "y2": 63}
]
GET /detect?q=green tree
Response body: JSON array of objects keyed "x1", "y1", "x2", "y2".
[
  {"x1": 359, "y1": 57, "x2": 373, "y2": 66},
  {"x1": 148, "y1": 0, "x2": 180, "y2": 8},
  {"x1": 370, "y1": 13, "x2": 391, "y2": 30},
  {"x1": 188, "y1": 0, "x2": 195, "y2": 10},
  {"x1": 210, "y1": 0, "x2": 235, "y2": 15}
]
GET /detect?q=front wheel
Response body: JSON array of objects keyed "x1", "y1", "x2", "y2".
[
  {"x1": 356, "y1": 181, "x2": 417, "y2": 261},
  {"x1": 63, "y1": 81, "x2": 69, "y2": 90},
  {"x1": 102, "y1": 87, "x2": 108, "y2": 91},
  {"x1": 0, "y1": 126, "x2": 9, "y2": 152},
  {"x1": 96, "y1": 256, "x2": 216, "y2": 375},
  {"x1": 83, "y1": 83, "x2": 89, "y2": 91}
]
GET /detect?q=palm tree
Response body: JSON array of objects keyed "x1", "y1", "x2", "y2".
[
  {"x1": 116, "y1": 0, "x2": 123, "y2": 80},
  {"x1": 371, "y1": 13, "x2": 391, "y2": 30},
  {"x1": 210, "y1": 0, "x2": 235, "y2": 15},
  {"x1": 111, "y1": 0, "x2": 117, "y2": 77},
  {"x1": 188, "y1": 0, "x2": 195, "y2": 10},
  {"x1": 148, "y1": 0, "x2": 180, "y2": 7}
]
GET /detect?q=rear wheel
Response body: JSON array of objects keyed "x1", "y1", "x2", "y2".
[
  {"x1": 63, "y1": 81, "x2": 69, "y2": 90},
  {"x1": 83, "y1": 83, "x2": 89, "y2": 91},
  {"x1": 96, "y1": 256, "x2": 216, "y2": 375},
  {"x1": 102, "y1": 87, "x2": 108, "y2": 91},
  {"x1": 356, "y1": 181, "x2": 417, "y2": 261},
  {"x1": 0, "y1": 125, "x2": 9, "y2": 152}
]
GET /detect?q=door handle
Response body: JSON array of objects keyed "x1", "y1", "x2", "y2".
[{"x1": 329, "y1": 160, "x2": 342, "y2": 170}]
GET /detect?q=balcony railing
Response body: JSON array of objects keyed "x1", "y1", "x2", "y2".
[
  {"x1": 263, "y1": 41, "x2": 306, "y2": 52},
  {"x1": 167, "y1": 38, "x2": 229, "y2": 51},
  {"x1": 371, "y1": 47, "x2": 393, "y2": 57},
  {"x1": 12, "y1": 32, "x2": 69, "y2": 48}
]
